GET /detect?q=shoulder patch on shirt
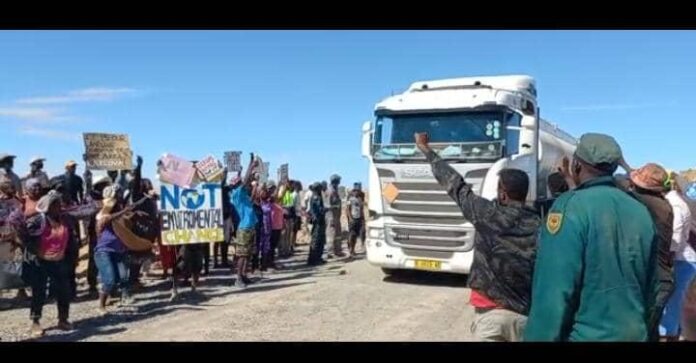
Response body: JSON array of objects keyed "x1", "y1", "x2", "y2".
[{"x1": 546, "y1": 212, "x2": 563, "y2": 235}]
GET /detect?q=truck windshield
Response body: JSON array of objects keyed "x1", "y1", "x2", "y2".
[{"x1": 372, "y1": 110, "x2": 521, "y2": 162}]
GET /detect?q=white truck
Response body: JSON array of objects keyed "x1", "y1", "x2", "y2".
[{"x1": 361, "y1": 75, "x2": 577, "y2": 275}]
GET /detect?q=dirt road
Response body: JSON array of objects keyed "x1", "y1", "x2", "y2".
[{"x1": 0, "y1": 245, "x2": 474, "y2": 342}]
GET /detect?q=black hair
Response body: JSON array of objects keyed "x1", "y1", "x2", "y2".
[
  {"x1": 594, "y1": 162, "x2": 618, "y2": 176},
  {"x1": 498, "y1": 169, "x2": 529, "y2": 202},
  {"x1": 547, "y1": 172, "x2": 569, "y2": 196}
]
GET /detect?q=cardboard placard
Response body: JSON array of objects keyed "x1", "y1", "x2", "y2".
[
  {"x1": 157, "y1": 154, "x2": 196, "y2": 189},
  {"x1": 224, "y1": 151, "x2": 242, "y2": 173},
  {"x1": 195, "y1": 155, "x2": 224, "y2": 182},
  {"x1": 83, "y1": 133, "x2": 132, "y2": 171},
  {"x1": 278, "y1": 164, "x2": 289, "y2": 183}
]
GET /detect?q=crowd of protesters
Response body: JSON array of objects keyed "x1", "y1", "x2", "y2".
[{"x1": 0, "y1": 151, "x2": 365, "y2": 338}]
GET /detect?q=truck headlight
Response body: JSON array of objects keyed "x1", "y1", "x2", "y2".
[{"x1": 368, "y1": 228, "x2": 384, "y2": 239}]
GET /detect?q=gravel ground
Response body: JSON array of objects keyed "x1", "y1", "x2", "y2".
[{"x1": 0, "y1": 242, "x2": 474, "y2": 342}]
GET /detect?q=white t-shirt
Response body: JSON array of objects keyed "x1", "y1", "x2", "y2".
[{"x1": 666, "y1": 190, "x2": 696, "y2": 262}]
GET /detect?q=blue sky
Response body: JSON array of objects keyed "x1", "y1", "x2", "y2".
[{"x1": 1, "y1": 30, "x2": 695, "y2": 186}]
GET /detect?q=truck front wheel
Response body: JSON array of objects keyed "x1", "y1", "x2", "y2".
[{"x1": 381, "y1": 268, "x2": 399, "y2": 276}]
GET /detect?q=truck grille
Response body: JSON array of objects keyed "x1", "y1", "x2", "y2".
[
  {"x1": 387, "y1": 181, "x2": 480, "y2": 217},
  {"x1": 386, "y1": 224, "x2": 474, "y2": 252}
]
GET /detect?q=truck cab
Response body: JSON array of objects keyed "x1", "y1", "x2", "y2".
[{"x1": 361, "y1": 75, "x2": 575, "y2": 275}]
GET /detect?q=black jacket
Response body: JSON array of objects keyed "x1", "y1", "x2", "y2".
[{"x1": 426, "y1": 150, "x2": 541, "y2": 315}]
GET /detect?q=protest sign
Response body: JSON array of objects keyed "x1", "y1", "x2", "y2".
[
  {"x1": 159, "y1": 182, "x2": 224, "y2": 245},
  {"x1": 278, "y1": 164, "x2": 289, "y2": 183},
  {"x1": 224, "y1": 151, "x2": 242, "y2": 172},
  {"x1": 83, "y1": 133, "x2": 132, "y2": 171},
  {"x1": 258, "y1": 161, "x2": 270, "y2": 184},
  {"x1": 195, "y1": 155, "x2": 224, "y2": 182},
  {"x1": 157, "y1": 153, "x2": 196, "y2": 188}
]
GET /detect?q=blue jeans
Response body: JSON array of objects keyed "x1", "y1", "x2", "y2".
[
  {"x1": 660, "y1": 260, "x2": 696, "y2": 336},
  {"x1": 94, "y1": 251, "x2": 130, "y2": 295}
]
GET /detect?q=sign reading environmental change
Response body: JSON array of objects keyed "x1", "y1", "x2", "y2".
[{"x1": 159, "y1": 182, "x2": 224, "y2": 245}]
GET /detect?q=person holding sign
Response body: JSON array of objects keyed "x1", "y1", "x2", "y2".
[
  {"x1": 94, "y1": 185, "x2": 135, "y2": 315},
  {"x1": 231, "y1": 153, "x2": 259, "y2": 289}
]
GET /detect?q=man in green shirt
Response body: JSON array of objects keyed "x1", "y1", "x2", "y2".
[{"x1": 524, "y1": 133, "x2": 659, "y2": 341}]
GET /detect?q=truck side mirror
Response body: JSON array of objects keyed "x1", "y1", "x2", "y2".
[{"x1": 361, "y1": 121, "x2": 372, "y2": 157}]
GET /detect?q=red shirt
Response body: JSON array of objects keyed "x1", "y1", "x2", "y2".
[{"x1": 469, "y1": 290, "x2": 501, "y2": 309}]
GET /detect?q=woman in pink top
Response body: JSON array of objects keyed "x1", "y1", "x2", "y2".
[{"x1": 24, "y1": 191, "x2": 76, "y2": 337}]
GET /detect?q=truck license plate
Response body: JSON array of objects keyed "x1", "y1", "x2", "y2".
[{"x1": 414, "y1": 259, "x2": 441, "y2": 271}]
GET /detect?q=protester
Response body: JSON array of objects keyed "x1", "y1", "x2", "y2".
[
  {"x1": 94, "y1": 185, "x2": 134, "y2": 315},
  {"x1": 250, "y1": 184, "x2": 265, "y2": 273},
  {"x1": 15, "y1": 178, "x2": 44, "y2": 300},
  {"x1": 258, "y1": 184, "x2": 273, "y2": 271},
  {"x1": 278, "y1": 180, "x2": 296, "y2": 258},
  {"x1": 269, "y1": 183, "x2": 284, "y2": 270},
  {"x1": 63, "y1": 161, "x2": 84, "y2": 205},
  {"x1": 231, "y1": 154, "x2": 259, "y2": 289},
  {"x1": 682, "y1": 276, "x2": 696, "y2": 341},
  {"x1": 23, "y1": 157, "x2": 50, "y2": 192},
  {"x1": 24, "y1": 191, "x2": 75, "y2": 337},
  {"x1": 306, "y1": 182, "x2": 327, "y2": 266},
  {"x1": 124, "y1": 156, "x2": 154, "y2": 288},
  {"x1": 413, "y1": 133, "x2": 540, "y2": 342},
  {"x1": 326, "y1": 175, "x2": 344, "y2": 259},
  {"x1": 613, "y1": 162, "x2": 675, "y2": 341},
  {"x1": 524, "y1": 133, "x2": 658, "y2": 341},
  {"x1": 154, "y1": 184, "x2": 178, "y2": 300},
  {"x1": 0, "y1": 154, "x2": 23, "y2": 198},
  {"x1": 214, "y1": 168, "x2": 234, "y2": 269},
  {"x1": 536, "y1": 171, "x2": 569, "y2": 218},
  {"x1": 177, "y1": 243, "x2": 204, "y2": 293},
  {"x1": 0, "y1": 176, "x2": 25, "y2": 302},
  {"x1": 293, "y1": 181, "x2": 303, "y2": 248},
  {"x1": 83, "y1": 172, "x2": 113, "y2": 295},
  {"x1": 345, "y1": 183, "x2": 366, "y2": 258},
  {"x1": 660, "y1": 172, "x2": 695, "y2": 341}
]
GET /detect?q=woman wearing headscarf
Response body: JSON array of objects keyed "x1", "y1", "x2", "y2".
[
  {"x1": 94, "y1": 185, "x2": 133, "y2": 315},
  {"x1": 23, "y1": 190, "x2": 75, "y2": 337}
]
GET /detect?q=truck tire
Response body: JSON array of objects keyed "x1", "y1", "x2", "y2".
[{"x1": 381, "y1": 268, "x2": 399, "y2": 276}]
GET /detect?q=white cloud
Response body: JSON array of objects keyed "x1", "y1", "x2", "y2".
[
  {"x1": 0, "y1": 107, "x2": 75, "y2": 123},
  {"x1": 19, "y1": 126, "x2": 81, "y2": 142},
  {"x1": 16, "y1": 87, "x2": 137, "y2": 105}
]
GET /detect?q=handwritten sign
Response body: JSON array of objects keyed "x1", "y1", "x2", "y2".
[
  {"x1": 224, "y1": 151, "x2": 242, "y2": 173},
  {"x1": 83, "y1": 133, "x2": 132, "y2": 171},
  {"x1": 258, "y1": 161, "x2": 270, "y2": 184},
  {"x1": 278, "y1": 164, "x2": 289, "y2": 183},
  {"x1": 195, "y1": 155, "x2": 224, "y2": 182},
  {"x1": 157, "y1": 154, "x2": 196, "y2": 189},
  {"x1": 159, "y1": 182, "x2": 224, "y2": 245}
]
